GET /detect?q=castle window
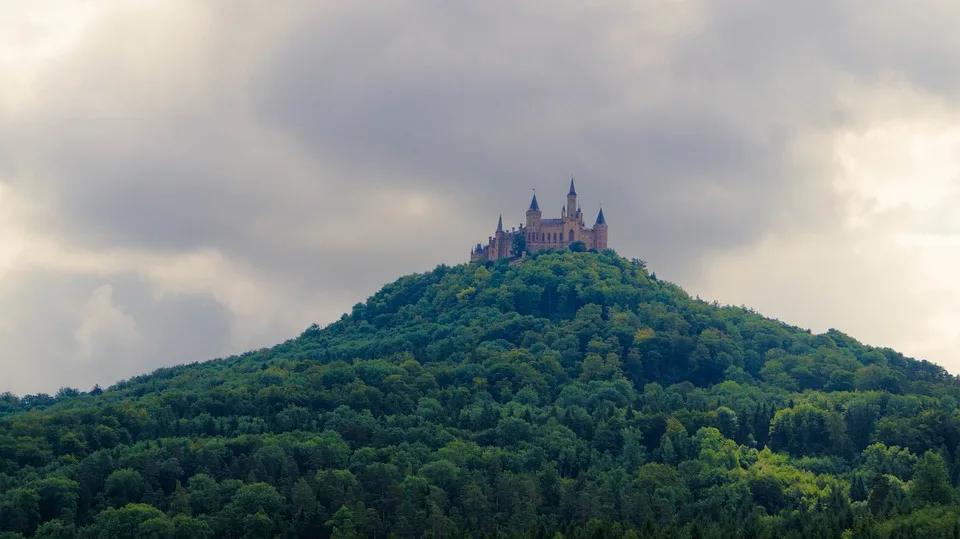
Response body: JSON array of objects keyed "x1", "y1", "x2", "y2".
[{"x1": 569, "y1": 230, "x2": 574, "y2": 242}]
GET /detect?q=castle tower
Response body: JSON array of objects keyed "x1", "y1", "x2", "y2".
[
  {"x1": 566, "y1": 178, "x2": 577, "y2": 221},
  {"x1": 495, "y1": 214, "x2": 506, "y2": 258},
  {"x1": 594, "y1": 207, "x2": 608, "y2": 249},
  {"x1": 566, "y1": 178, "x2": 579, "y2": 244},
  {"x1": 526, "y1": 193, "x2": 541, "y2": 229}
]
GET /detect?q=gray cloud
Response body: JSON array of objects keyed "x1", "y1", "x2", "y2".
[
  {"x1": 1, "y1": 0, "x2": 959, "y2": 394},
  {"x1": 0, "y1": 269, "x2": 232, "y2": 391},
  {"x1": 247, "y1": 0, "x2": 892, "y2": 263}
]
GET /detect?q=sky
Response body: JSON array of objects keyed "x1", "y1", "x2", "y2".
[{"x1": 1, "y1": 0, "x2": 959, "y2": 395}]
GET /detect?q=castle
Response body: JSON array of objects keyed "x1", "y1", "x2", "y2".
[{"x1": 471, "y1": 179, "x2": 608, "y2": 262}]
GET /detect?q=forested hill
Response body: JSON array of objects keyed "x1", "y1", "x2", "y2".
[{"x1": 3, "y1": 250, "x2": 960, "y2": 539}]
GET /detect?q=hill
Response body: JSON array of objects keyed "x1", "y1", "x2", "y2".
[{"x1": 1, "y1": 249, "x2": 960, "y2": 538}]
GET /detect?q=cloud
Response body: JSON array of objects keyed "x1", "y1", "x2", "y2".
[
  {"x1": 1, "y1": 0, "x2": 959, "y2": 393},
  {"x1": 73, "y1": 284, "x2": 140, "y2": 361}
]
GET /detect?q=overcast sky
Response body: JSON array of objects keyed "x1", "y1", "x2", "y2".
[{"x1": 2, "y1": 0, "x2": 959, "y2": 395}]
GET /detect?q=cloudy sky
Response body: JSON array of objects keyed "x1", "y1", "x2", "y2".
[{"x1": 2, "y1": 0, "x2": 959, "y2": 395}]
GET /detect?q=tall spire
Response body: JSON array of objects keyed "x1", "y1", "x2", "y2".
[
  {"x1": 595, "y1": 207, "x2": 606, "y2": 226},
  {"x1": 528, "y1": 192, "x2": 540, "y2": 211},
  {"x1": 568, "y1": 177, "x2": 577, "y2": 196},
  {"x1": 497, "y1": 214, "x2": 503, "y2": 232}
]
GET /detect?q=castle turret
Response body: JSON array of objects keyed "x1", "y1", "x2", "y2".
[
  {"x1": 567, "y1": 178, "x2": 577, "y2": 220},
  {"x1": 594, "y1": 207, "x2": 608, "y2": 249},
  {"x1": 525, "y1": 193, "x2": 541, "y2": 229}
]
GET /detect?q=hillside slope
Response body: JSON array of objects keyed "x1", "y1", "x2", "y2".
[{"x1": 1, "y1": 250, "x2": 960, "y2": 538}]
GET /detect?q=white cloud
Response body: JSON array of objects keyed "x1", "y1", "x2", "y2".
[
  {"x1": 697, "y1": 81, "x2": 960, "y2": 370},
  {"x1": 73, "y1": 284, "x2": 140, "y2": 361}
]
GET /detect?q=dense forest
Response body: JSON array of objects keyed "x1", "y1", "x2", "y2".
[{"x1": 2, "y1": 249, "x2": 960, "y2": 538}]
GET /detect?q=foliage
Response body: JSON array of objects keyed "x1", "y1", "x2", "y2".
[
  {"x1": 512, "y1": 233, "x2": 527, "y2": 257},
  {"x1": 1, "y1": 250, "x2": 960, "y2": 538}
]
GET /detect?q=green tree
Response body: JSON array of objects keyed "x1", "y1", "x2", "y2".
[
  {"x1": 138, "y1": 516, "x2": 175, "y2": 539},
  {"x1": 167, "y1": 483, "x2": 190, "y2": 516},
  {"x1": 0, "y1": 488, "x2": 40, "y2": 536},
  {"x1": 104, "y1": 469, "x2": 147, "y2": 508},
  {"x1": 911, "y1": 451, "x2": 952, "y2": 505},
  {"x1": 621, "y1": 427, "x2": 646, "y2": 472},
  {"x1": 30, "y1": 477, "x2": 78, "y2": 524},
  {"x1": 242, "y1": 511, "x2": 274, "y2": 539},
  {"x1": 33, "y1": 520, "x2": 76, "y2": 539},
  {"x1": 316, "y1": 470, "x2": 360, "y2": 516},
  {"x1": 229, "y1": 483, "x2": 284, "y2": 519},
  {"x1": 580, "y1": 352, "x2": 623, "y2": 382},
  {"x1": 291, "y1": 477, "x2": 320, "y2": 535},
  {"x1": 768, "y1": 404, "x2": 848, "y2": 456},
  {"x1": 512, "y1": 234, "x2": 527, "y2": 257},
  {"x1": 90, "y1": 504, "x2": 166, "y2": 539},
  {"x1": 844, "y1": 399, "x2": 878, "y2": 452},
  {"x1": 327, "y1": 505, "x2": 359, "y2": 539},
  {"x1": 186, "y1": 474, "x2": 219, "y2": 515},
  {"x1": 714, "y1": 406, "x2": 739, "y2": 440},
  {"x1": 171, "y1": 515, "x2": 213, "y2": 539}
]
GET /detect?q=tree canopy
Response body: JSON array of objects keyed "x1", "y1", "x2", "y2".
[{"x1": 1, "y1": 249, "x2": 960, "y2": 538}]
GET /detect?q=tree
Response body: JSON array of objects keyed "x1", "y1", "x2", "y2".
[
  {"x1": 843, "y1": 399, "x2": 878, "y2": 452},
  {"x1": 0, "y1": 488, "x2": 40, "y2": 536},
  {"x1": 104, "y1": 469, "x2": 147, "y2": 508},
  {"x1": 714, "y1": 407, "x2": 739, "y2": 440},
  {"x1": 291, "y1": 477, "x2": 320, "y2": 535},
  {"x1": 242, "y1": 511, "x2": 274, "y2": 539},
  {"x1": 911, "y1": 451, "x2": 952, "y2": 505},
  {"x1": 512, "y1": 234, "x2": 527, "y2": 257},
  {"x1": 30, "y1": 477, "x2": 79, "y2": 523},
  {"x1": 171, "y1": 515, "x2": 213, "y2": 539},
  {"x1": 580, "y1": 352, "x2": 622, "y2": 382},
  {"x1": 167, "y1": 483, "x2": 190, "y2": 516},
  {"x1": 327, "y1": 505, "x2": 359, "y2": 539},
  {"x1": 621, "y1": 427, "x2": 646, "y2": 472},
  {"x1": 316, "y1": 470, "x2": 360, "y2": 516},
  {"x1": 768, "y1": 404, "x2": 848, "y2": 456},
  {"x1": 90, "y1": 504, "x2": 166, "y2": 539},
  {"x1": 33, "y1": 520, "x2": 76, "y2": 539},
  {"x1": 138, "y1": 516, "x2": 175, "y2": 539},
  {"x1": 850, "y1": 474, "x2": 869, "y2": 502},
  {"x1": 229, "y1": 483, "x2": 283, "y2": 519}
]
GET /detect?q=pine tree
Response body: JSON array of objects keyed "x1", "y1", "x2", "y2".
[{"x1": 167, "y1": 482, "x2": 190, "y2": 516}]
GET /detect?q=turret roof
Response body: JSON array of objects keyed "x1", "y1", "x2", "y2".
[
  {"x1": 568, "y1": 177, "x2": 577, "y2": 196},
  {"x1": 529, "y1": 193, "x2": 540, "y2": 211},
  {"x1": 595, "y1": 207, "x2": 606, "y2": 226},
  {"x1": 497, "y1": 214, "x2": 504, "y2": 232}
]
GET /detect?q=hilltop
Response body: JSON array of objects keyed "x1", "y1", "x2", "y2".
[{"x1": 1, "y1": 249, "x2": 960, "y2": 538}]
